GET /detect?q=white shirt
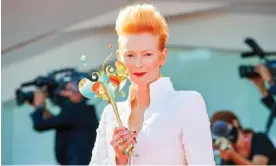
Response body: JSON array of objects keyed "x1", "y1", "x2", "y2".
[{"x1": 90, "y1": 77, "x2": 215, "y2": 165}]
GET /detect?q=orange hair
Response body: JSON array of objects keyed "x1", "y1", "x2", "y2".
[{"x1": 115, "y1": 4, "x2": 168, "y2": 51}]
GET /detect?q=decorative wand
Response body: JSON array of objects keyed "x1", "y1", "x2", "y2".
[{"x1": 78, "y1": 44, "x2": 134, "y2": 156}]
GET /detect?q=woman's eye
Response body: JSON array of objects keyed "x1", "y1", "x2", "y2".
[
  {"x1": 126, "y1": 54, "x2": 135, "y2": 58},
  {"x1": 145, "y1": 53, "x2": 153, "y2": 56}
]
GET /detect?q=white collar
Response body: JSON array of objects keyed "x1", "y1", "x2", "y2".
[
  {"x1": 120, "y1": 77, "x2": 175, "y2": 128},
  {"x1": 148, "y1": 77, "x2": 175, "y2": 101},
  {"x1": 125, "y1": 77, "x2": 175, "y2": 107}
]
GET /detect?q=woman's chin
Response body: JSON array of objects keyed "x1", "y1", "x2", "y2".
[
  {"x1": 130, "y1": 76, "x2": 158, "y2": 87},
  {"x1": 130, "y1": 77, "x2": 149, "y2": 86}
]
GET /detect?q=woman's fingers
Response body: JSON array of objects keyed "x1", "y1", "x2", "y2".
[
  {"x1": 110, "y1": 127, "x2": 127, "y2": 146},
  {"x1": 110, "y1": 127, "x2": 138, "y2": 157},
  {"x1": 120, "y1": 131, "x2": 137, "y2": 143},
  {"x1": 117, "y1": 137, "x2": 136, "y2": 152},
  {"x1": 113, "y1": 126, "x2": 127, "y2": 135},
  {"x1": 111, "y1": 133, "x2": 137, "y2": 150},
  {"x1": 111, "y1": 130, "x2": 129, "y2": 146},
  {"x1": 114, "y1": 131, "x2": 137, "y2": 146}
]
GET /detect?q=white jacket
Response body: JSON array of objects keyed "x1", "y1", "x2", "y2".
[{"x1": 89, "y1": 77, "x2": 216, "y2": 165}]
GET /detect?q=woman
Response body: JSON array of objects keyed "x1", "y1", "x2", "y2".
[
  {"x1": 211, "y1": 110, "x2": 276, "y2": 165},
  {"x1": 90, "y1": 4, "x2": 215, "y2": 165}
]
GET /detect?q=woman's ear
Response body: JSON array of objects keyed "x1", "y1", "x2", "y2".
[{"x1": 159, "y1": 48, "x2": 168, "y2": 66}]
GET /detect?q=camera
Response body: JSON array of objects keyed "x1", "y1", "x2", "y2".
[
  {"x1": 239, "y1": 38, "x2": 276, "y2": 79},
  {"x1": 239, "y1": 65, "x2": 259, "y2": 78},
  {"x1": 211, "y1": 120, "x2": 238, "y2": 151},
  {"x1": 15, "y1": 68, "x2": 88, "y2": 106},
  {"x1": 213, "y1": 137, "x2": 232, "y2": 151}
]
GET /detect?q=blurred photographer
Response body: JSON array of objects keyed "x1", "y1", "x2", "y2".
[
  {"x1": 248, "y1": 64, "x2": 276, "y2": 133},
  {"x1": 249, "y1": 64, "x2": 276, "y2": 95},
  {"x1": 29, "y1": 79, "x2": 99, "y2": 165},
  {"x1": 211, "y1": 111, "x2": 276, "y2": 165}
]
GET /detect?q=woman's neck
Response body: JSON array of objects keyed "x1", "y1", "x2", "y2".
[{"x1": 131, "y1": 84, "x2": 150, "y2": 112}]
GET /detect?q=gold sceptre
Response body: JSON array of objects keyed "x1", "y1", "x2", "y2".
[
  {"x1": 103, "y1": 85, "x2": 123, "y2": 126},
  {"x1": 103, "y1": 85, "x2": 134, "y2": 156},
  {"x1": 78, "y1": 44, "x2": 134, "y2": 156}
]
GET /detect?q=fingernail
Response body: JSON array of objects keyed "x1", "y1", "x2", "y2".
[
  {"x1": 132, "y1": 130, "x2": 137, "y2": 134},
  {"x1": 133, "y1": 137, "x2": 137, "y2": 143}
]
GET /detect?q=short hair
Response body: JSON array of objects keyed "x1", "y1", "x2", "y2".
[
  {"x1": 115, "y1": 4, "x2": 168, "y2": 51},
  {"x1": 210, "y1": 110, "x2": 241, "y2": 127}
]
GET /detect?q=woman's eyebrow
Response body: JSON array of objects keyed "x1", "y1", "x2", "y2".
[
  {"x1": 123, "y1": 50, "x2": 135, "y2": 54},
  {"x1": 123, "y1": 50, "x2": 154, "y2": 54},
  {"x1": 141, "y1": 50, "x2": 155, "y2": 54}
]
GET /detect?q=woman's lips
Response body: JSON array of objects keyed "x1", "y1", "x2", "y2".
[{"x1": 133, "y1": 72, "x2": 147, "y2": 77}]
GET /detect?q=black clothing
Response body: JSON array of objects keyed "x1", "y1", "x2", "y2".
[
  {"x1": 221, "y1": 132, "x2": 276, "y2": 165},
  {"x1": 30, "y1": 100, "x2": 99, "y2": 165},
  {"x1": 261, "y1": 93, "x2": 276, "y2": 134},
  {"x1": 250, "y1": 133, "x2": 276, "y2": 165}
]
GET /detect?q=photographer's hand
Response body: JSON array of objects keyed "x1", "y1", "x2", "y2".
[
  {"x1": 220, "y1": 148, "x2": 234, "y2": 161},
  {"x1": 255, "y1": 64, "x2": 272, "y2": 84},
  {"x1": 34, "y1": 89, "x2": 46, "y2": 108},
  {"x1": 228, "y1": 148, "x2": 268, "y2": 165},
  {"x1": 249, "y1": 77, "x2": 268, "y2": 97},
  {"x1": 220, "y1": 146, "x2": 254, "y2": 165}
]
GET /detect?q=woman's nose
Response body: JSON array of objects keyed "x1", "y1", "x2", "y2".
[{"x1": 135, "y1": 56, "x2": 143, "y2": 68}]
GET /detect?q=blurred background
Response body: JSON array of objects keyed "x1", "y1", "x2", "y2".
[{"x1": 2, "y1": 0, "x2": 276, "y2": 165}]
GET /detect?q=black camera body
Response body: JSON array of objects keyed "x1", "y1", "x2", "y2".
[
  {"x1": 15, "y1": 68, "x2": 88, "y2": 106},
  {"x1": 16, "y1": 76, "x2": 58, "y2": 106},
  {"x1": 239, "y1": 65, "x2": 259, "y2": 78},
  {"x1": 239, "y1": 38, "x2": 276, "y2": 79},
  {"x1": 239, "y1": 61, "x2": 276, "y2": 79}
]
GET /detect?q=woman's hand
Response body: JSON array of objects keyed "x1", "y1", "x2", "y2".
[{"x1": 110, "y1": 126, "x2": 137, "y2": 165}]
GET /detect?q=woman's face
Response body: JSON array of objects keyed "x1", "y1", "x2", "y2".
[{"x1": 117, "y1": 33, "x2": 167, "y2": 86}]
